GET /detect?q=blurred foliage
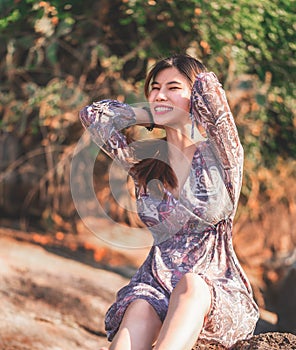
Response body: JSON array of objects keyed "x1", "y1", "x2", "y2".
[{"x1": 0, "y1": 0, "x2": 295, "y2": 229}]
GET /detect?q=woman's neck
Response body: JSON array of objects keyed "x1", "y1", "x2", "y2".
[
  {"x1": 165, "y1": 123, "x2": 206, "y2": 155},
  {"x1": 164, "y1": 128, "x2": 196, "y2": 174},
  {"x1": 165, "y1": 125, "x2": 193, "y2": 151}
]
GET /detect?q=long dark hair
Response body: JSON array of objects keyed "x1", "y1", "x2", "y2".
[{"x1": 132, "y1": 54, "x2": 207, "y2": 193}]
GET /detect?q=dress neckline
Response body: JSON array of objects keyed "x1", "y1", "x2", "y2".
[{"x1": 163, "y1": 146, "x2": 200, "y2": 201}]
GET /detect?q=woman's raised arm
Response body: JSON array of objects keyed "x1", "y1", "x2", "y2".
[
  {"x1": 79, "y1": 99, "x2": 152, "y2": 170},
  {"x1": 191, "y1": 72, "x2": 243, "y2": 170},
  {"x1": 191, "y1": 72, "x2": 244, "y2": 207}
]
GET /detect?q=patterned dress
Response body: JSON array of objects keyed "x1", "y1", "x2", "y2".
[{"x1": 79, "y1": 72, "x2": 259, "y2": 347}]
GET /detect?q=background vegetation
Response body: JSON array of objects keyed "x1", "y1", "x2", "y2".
[{"x1": 0, "y1": 0, "x2": 295, "y2": 253}]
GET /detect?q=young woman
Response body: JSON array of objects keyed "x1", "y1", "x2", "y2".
[{"x1": 79, "y1": 54, "x2": 259, "y2": 350}]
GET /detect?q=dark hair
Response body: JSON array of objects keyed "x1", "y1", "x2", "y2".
[
  {"x1": 132, "y1": 54, "x2": 207, "y2": 193},
  {"x1": 144, "y1": 54, "x2": 207, "y2": 98}
]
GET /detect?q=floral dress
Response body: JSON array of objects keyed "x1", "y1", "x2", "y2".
[{"x1": 79, "y1": 72, "x2": 259, "y2": 347}]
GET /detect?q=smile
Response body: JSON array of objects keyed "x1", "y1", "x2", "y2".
[{"x1": 154, "y1": 105, "x2": 173, "y2": 113}]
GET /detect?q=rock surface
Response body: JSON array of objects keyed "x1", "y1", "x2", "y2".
[
  {"x1": 0, "y1": 227, "x2": 295, "y2": 350},
  {"x1": 192, "y1": 333, "x2": 296, "y2": 349},
  {"x1": 231, "y1": 332, "x2": 296, "y2": 349},
  {"x1": 0, "y1": 232, "x2": 125, "y2": 350},
  {"x1": 277, "y1": 263, "x2": 296, "y2": 334}
]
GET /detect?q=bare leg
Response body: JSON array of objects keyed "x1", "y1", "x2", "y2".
[
  {"x1": 108, "y1": 299, "x2": 162, "y2": 350},
  {"x1": 153, "y1": 273, "x2": 211, "y2": 350}
]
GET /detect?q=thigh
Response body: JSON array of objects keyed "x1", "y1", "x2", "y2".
[
  {"x1": 173, "y1": 273, "x2": 211, "y2": 315},
  {"x1": 111, "y1": 299, "x2": 162, "y2": 350},
  {"x1": 153, "y1": 274, "x2": 212, "y2": 350},
  {"x1": 122, "y1": 299, "x2": 162, "y2": 326}
]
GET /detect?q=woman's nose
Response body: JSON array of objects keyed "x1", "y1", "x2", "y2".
[{"x1": 155, "y1": 90, "x2": 167, "y2": 101}]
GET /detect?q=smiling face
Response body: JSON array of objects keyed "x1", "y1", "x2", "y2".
[{"x1": 147, "y1": 67, "x2": 192, "y2": 128}]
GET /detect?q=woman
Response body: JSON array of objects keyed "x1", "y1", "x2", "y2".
[{"x1": 79, "y1": 54, "x2": 259, "y2": 350}]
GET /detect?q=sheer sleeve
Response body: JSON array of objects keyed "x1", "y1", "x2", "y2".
[
  {"x1": 190, "y1": 72, "x2": 244, "y2": 208},
  {"x1": 79, "y1": 99, "x2": 137, "y2": 171}
]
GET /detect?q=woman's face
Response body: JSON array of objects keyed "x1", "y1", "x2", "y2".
[{"x1": 148, "y1": 67, "x2": 192, "y2": 128}]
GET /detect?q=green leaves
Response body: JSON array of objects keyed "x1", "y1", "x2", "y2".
[
  {"x1": 0, "y1": 0, "x2": 294, "y2": 223},
  {"x1": 0, "y1": 8, "x2": 20, "y2": 29}
]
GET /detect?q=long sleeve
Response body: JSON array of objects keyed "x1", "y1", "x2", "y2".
[
  {"x1": 191, "y1": 72, "x2": 244, "y2": 208},
  {"x1": 79, "y1": 99, "x2": 137, "y2": 171}
]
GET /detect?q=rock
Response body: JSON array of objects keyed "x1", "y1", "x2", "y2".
[
  {"x1": 277, "y1": 263, "x2": 296, "y2": 334},
  {"x1": 0, "y1": 234, "x2": 127, "y2": 349},
  {"x1": 231, "y1": 332, "x2": 296, "y2": 349},
  {"x1": 192, "y1": 338, "x2": 227, "y2": 349},
  {"x1": 192, "y1": 333, "x2": 296, "y2": 349},
  {"x1": 0, "y1": 229, "x2": 295, "y2": 350}
]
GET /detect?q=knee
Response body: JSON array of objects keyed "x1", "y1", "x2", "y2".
[
  {"x1": 122, "y1": 299, "x2": 162, "y2": 337},
  {"x1": 125, "y1": 299, "x2": 158, "y2": 321},
  {"x1": 173, "y1": 273, "x2": 211, "y2": 313},
  {"x1": 176, "y1": 273, "x2": 207, "y2": 296}
]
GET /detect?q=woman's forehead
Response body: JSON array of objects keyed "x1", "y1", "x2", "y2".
[{"x1": 153, "y1": 67, "x2": 189, "y2": 85}]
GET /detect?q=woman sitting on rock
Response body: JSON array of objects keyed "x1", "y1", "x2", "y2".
[{"x1": 79, "y1": 53, "x2": 259, "y2": 350}]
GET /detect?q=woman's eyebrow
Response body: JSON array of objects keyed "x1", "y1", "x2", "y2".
[{"x1": 151, "y1": 80, "x2": 182, "y2": 86}]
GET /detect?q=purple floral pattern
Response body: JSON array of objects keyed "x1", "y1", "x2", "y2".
[{"x1": 79, "y1": 73, "x2": 259, "y2": 347}]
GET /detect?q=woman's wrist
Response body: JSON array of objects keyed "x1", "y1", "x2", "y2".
[
  {"x1": 142, "y1": 106, "x2": 155, "y2": 131},
  {"x1": 132, "y1": 106, "x2": 155, "y2": 131}
]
